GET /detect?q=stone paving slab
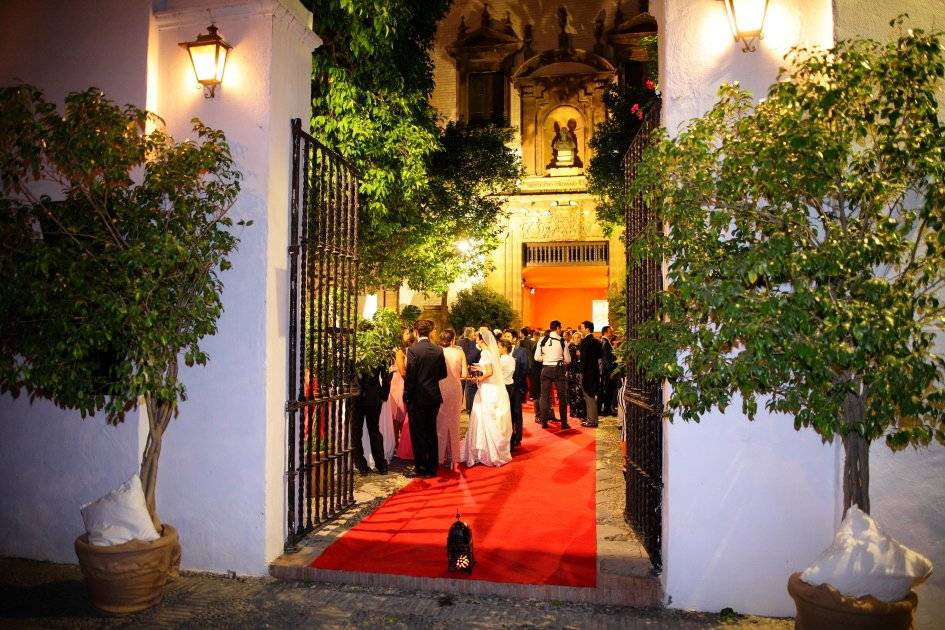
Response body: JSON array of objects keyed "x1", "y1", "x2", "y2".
[{"x1": 0, "y1": 557, "x2": 792, "y2": 628}]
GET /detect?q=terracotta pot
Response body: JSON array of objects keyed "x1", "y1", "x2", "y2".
[
  {"x1": 75, "y1": 524, "x2": 179, "y2": 614},
  {"x1": 787, "y1": 572, "x2": 918, "y2": 630}
]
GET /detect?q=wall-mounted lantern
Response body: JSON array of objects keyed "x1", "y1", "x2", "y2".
[
  {"x1": 179, "y1": 24, "x2": 231, "y2": 98},
  {"x1": 721, "y1": 0, "x2": 769, "y2": 53}
]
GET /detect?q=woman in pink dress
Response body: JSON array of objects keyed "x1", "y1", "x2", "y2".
[
  {"x1": 436, "y1": 329, "x2": 467, "y2": 471},
  {"x1": 392, "y1": 328, "x2": 414, "y2": 460}
]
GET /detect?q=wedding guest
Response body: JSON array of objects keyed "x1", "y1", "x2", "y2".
[
  {"x1": 509, "y1": 330, "x2": 529, "y2": 448},
  {"x1": 534, "y1": 320, "x2": 571, "y2": 429},
  {"x1": 519, "y1": 327, "x2": 536, "y2": 403},
  {"x1": 390, "y1": 328, "x2": 412, "y2": 448},
  {"x1": 599, "y1": 325, "x2": 617, "y2": 416},
  {"x1": 353, "y1": 337, "x2": 393, "y2": 475},
  {"x1": 403, "y1": 319, "x2": 447, "y2": 477},
  {"x1": 566, "y1": 331, "x2": 586, "y2": 423},
  {"x1": 458, "y1": 326, "x2": 480, "y2": 414},
  {"x1": 437, "y1": 329, "x2": 466, "y2": 471},
  {"x1": 498, "y1": 337, "x2": 515, "y2": 397},
  {"x1": 578, "y1": 320, "x2": 602, "y2": 428},
  {"x1": 528, "y1": 328, "x2": 542, "y2": 410}
]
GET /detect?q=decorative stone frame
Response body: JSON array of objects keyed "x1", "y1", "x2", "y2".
[
  {"x1": 512, "y1": 49, "x2": 615, "y2": 177},
  {"x1": 447, "y1": 7, "x2": 522, "y2": 124}
]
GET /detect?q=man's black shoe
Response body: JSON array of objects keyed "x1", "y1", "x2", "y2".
[
  {"x1": 376, "y1": 466, "x2": 388, "y2": 475},
  {"x1": 541, "y1": 421, "x2": 549, "y2": 429},
  {"x1": 403, "y1": 467, "x2": 420, "y2": 478},
  {"x1": 560, "y1": 423, "x2": 571, "y2": 430},
  {"x1": 581, "y1": 421, "x2": 598, "y2": 428},
  {"x1": 356, "y1": 465, "x2": 370, "y2": 476}
]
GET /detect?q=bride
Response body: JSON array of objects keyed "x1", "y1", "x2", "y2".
[{"x1": 461, "y1": 327, "x2": 513, "y2": 467}]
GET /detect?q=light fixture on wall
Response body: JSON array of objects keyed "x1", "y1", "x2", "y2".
[
  {"x1": 721, "y1": 0, "x2": 769, "y2": 53},
  {"x1": 179, "y1": 24, "x2": 232, "y2": 98}
]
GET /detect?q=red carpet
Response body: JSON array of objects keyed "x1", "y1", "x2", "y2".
[{"x1": 311, "y1": 408, "x2": 597, "y2": 587}]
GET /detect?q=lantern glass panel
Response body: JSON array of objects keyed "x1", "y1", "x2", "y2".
[
  {"x1": 727, "y1": 0, "x2": 767, "y2": 38},
  {"x1": 188, "y1": 42, "x2": 223, "y2": 85}
]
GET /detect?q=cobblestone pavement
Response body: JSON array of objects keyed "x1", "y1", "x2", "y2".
[{"x1": 0, "y1": 558, "x2": 792, "y2": 629}]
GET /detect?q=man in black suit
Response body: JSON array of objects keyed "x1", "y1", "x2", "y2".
[
  {"x1": 353, "y1": 363, "x2": 392, "y2": 475},
  {"x1": 403, "y1": 319, "x2": 448, "y2": 477},
  {"x1": 599, "y1": 325, "x2": 617, "y2": 416},
  {"x1": 577, "y1": 320, "x2": 602, "y2": 427}
]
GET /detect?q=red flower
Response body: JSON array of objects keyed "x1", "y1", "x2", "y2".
[
  {"x1": 636, "y1": 110, "x2": 644, "y2": 120},
  {"x1": 645, "y1": 79, "x2": 655, "y2": 90},
  {"x1": 631, "y1": 103, "x2": 640, "y2": 113}
]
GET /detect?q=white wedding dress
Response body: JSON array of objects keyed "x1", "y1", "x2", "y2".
[{"x1": 461, "y1": 330, "x2": 513, "y2": 467}]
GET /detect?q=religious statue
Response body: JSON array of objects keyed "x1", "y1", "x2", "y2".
[{"x1": 548, "y1": 119, "x2": 582, "y2": 169}]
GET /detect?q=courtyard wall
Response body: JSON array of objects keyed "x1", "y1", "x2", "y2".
[
  {"x1": 656, "y1": 0, "x2": 840, "y2": 618},
  {"x1": 0, "y1": 0, "x2": 318, "y2": 576}
]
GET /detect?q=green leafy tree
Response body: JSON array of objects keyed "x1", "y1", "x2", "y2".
[
  {"x1": 400, "y1": 304, "x2": 422, "y2": 326},
  {"x1": 306, "y1": 1, "x2": 520, "y2": 292},
  {"x1": 588, "y1": 35, "x2": 658, "y2": 233},
  {"x1": 355, "y1": 308, "x2": 401, "y2": 376},
  {"x1": 629, "y1": 22, "x2": 945, "y2": 514},
  {"x1": 0, "y1": 87, "x2": 243, "y2": 526},
  {"x1": 449, "y1": 284, "x2": 517, "y2": 331}
]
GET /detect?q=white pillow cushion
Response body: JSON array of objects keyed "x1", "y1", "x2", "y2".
[
  {"x1": 800, "y1": 506, "x2": 932, "y2": 602},
  {"x1": 80, "y1": 473, "x2": 161, "y2": 546}
]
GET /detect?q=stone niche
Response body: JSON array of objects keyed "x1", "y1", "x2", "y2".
[{"x1": 513, "y1": 48, "x2": 614, "y2": 179}]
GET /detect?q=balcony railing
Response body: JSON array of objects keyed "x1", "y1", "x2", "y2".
[{"x1": 523, "y1": 241, "x2": 609, "y2": 267}]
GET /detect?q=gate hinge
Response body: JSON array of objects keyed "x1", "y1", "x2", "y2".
[{"x1": 287, "y1": 245, "x2": 299, "y2": 255}]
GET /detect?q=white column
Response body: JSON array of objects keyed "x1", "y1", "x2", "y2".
[
  {"x1": 150, "y1": 0, "x2": 319, "y2": 573},
  {"x1": 653, "y1": 0, "x2": 839, "y2": 616}
]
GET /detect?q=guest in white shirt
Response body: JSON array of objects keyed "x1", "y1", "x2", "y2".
[
  {"x1": 533, "y1": 319, "x2": 571, "y2": 429},
  {"x1": 498, "y1": 339, "x2": 516, "y2": 414}
]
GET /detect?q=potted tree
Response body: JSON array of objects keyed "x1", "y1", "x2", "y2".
[
  {"x1": 0, "y1": 86, "x2": 243, "y2": 612},
  {"x1": 628, "y1": 20, "x2": 943, "y2": 626}
]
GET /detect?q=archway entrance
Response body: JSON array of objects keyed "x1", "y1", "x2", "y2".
[{"x1": 520, "y1": 241, "x2": 610, "y2": 330}]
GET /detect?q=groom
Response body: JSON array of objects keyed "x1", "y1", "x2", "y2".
[{"x1": 403, "y1": 319, "x2": 447, "y2": 477}]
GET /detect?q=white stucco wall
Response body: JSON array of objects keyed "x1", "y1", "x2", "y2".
[
  {"x1": 832, "y1": 7, "x2": 945, "y2": 629},
  {"x1": 0, "y1": 0, "x2": 318, "y2": 575},
  {"x1": 655, "y1": 0, "x2": 841, "y2": 617},
  {"x1": 0, "y1": 0, "x2": 154, "y2": 565}
]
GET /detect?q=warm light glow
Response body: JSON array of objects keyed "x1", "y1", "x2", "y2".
[
  {"x1": 722, "y1": 0, "x2": 769, "y2": 52},
  {"x1": 456, "y1": 239, "x2": 473, "y2": 254},
  {"x1": 363, "y1": 294, "x2": 378, "y2": 319},
  {"x1": 179, "y1": 25, "x2": 232, "y2": 97}
]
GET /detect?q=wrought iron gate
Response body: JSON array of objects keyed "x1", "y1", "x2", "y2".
[
  {"x1": 285, "y1": 118, "x2": 360, "y2": 552},
  {"x1": 622, "y1": 99, "x2": 663, "y2": 573}
]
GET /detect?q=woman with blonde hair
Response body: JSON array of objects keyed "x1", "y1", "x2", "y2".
[{"x1": 436, "y1": 329, "x2": 467, "y2": 471}]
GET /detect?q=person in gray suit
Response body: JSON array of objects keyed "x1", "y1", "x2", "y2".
[{"x1": 403, "y1": 319, "x2": 448, "y2": 477}]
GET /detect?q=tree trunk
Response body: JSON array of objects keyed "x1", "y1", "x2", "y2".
[
  {"x1": 139, "y1": 359, "x2": 178, "y2": 531},
  {"x1": 841, "y1": 386, "x2": 870, "y2": 515}
]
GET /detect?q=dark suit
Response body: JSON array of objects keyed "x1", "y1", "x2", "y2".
[
  {"x1": 510, "y1": 344, "x2": 529, "y2": 447},
  {"x1": 353, "y1": 366, "x2": 392, "y2": 472},
  {"x1": 579, "y1": 335, "x2": 602, "y2": 426},
  {"x1": 599, "y1": 336, "x2": 616, "y2": 415},
  {"x1": 404, "y1": 338, "x2": 448, "y2": 475},
  {"x1": 521, "y1": 336, "x2": 539, "y2": 401},
  {"x1": 458, "y1": 336, "x2": 480, "y2": 413}
]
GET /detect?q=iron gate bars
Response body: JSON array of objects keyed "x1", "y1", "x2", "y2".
[
  {"x1": 622, "y1": 99, "x2": 664, "y2": 573},
  {"x1": 285, "y1": 118, "x2": 360, "y2": 553}
]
